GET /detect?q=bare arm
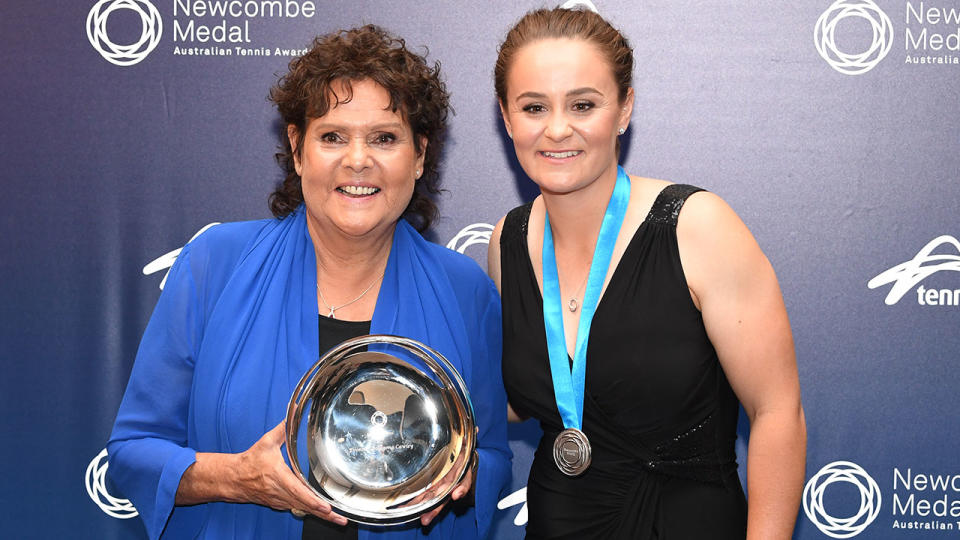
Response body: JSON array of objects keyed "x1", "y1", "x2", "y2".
[
  {"x1": 678, "y1": 192, "x2": 806, "y2": 540},
  {"x1": 176, "y1": 423, "x2": 347, "y2": 525}
]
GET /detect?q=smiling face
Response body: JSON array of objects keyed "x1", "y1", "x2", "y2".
[
  {"x1": 500, "y1": 38, "x2": 632, "y2": 196},
  {"x1": 290, "y1": 78, "x2": 425, "y2": 241}
]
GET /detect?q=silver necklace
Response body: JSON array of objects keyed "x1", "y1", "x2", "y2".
[
  {"x1": 317, "y1": 271, "x2": 384, "y2": 319},
  {"x1": 566, "y1": 273, "x2": 590, "y2": 313}
]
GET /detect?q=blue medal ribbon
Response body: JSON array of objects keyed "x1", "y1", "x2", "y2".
[{"x1": 542, "y1": 166, "x2": 630, "y2": 431}]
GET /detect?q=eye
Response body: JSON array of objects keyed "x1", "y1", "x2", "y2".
[
  {"x1": 371, "y1": 132, "x2": 397, "y2": 145},
  {"x1": 521, "y1": 103, "x2": 546, "y2": 114},
  {"x1": 320, "y1": 132, "x2": 343, "y2": 144},
  {"x1": 572, "y1": 100, "x2": 595, "y2": 112}
]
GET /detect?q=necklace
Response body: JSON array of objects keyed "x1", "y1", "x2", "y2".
[
  {"x1": 316, "y1": 270, "x2": 385, "y2": 319},
  {"x1": 566, "y1": 272, "x2": 590, "y2": 313}
]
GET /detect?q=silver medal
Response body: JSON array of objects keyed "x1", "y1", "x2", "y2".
[{"x1": 553, "y1": 427, "x2": 592, "y2": 476}]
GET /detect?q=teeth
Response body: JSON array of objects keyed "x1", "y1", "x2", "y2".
[
  {"x1": 339, "y1": 185, "x2": 380, "y2": 196},
  {"x1": 543, "y1": 151, "x2": 580, "y2": 158}
]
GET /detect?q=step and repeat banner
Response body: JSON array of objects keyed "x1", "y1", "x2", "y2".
[{"x1": 1, "y1": 0, "x2": 958, "y2": 538}]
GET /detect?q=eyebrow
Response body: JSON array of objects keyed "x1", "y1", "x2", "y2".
[
  {"x1": 514, "y1": 87, "x2": 603, "y2": 101},
  {"x1": 312, "y1": 121, "x2": 405, "y2": 132}
]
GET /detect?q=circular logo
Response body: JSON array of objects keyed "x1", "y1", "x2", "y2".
[
  {"x1": 86, "y1": 0, "x2": 163, "y2": 67},
  {"x1": 446, "y1": 223, "x2": 494, "y2": 254},
  {"x1": 814, "y1": 0, "x2": 893, "y2": 75},
  {"x1": 85, "y1": 448, "x2": 139, "y2": 519},
  {"x1": 803, "y1": 461, "x2": 881, "y2": 538}
]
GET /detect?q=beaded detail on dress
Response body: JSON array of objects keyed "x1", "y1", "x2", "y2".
[
  {"x1": 645, "y1": 184, "x2": 704, "y2": 226},
  {"x1": 643, "y1": 412, "x2": 725, "y2": 484},
  {"x1": 502, "y1": 202, "x2": 532, "y2": 246}
]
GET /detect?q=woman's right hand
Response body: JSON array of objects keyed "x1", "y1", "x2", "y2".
[{"x1": 177, "y1": 422, "x2": 347, "y2": 525}]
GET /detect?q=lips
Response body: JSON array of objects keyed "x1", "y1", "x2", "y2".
[
  {"x1": 337, "y1": 185, "x2": 380, "y2": 196},
  {"x1": 540, "y1": 150, "x2": 582, "y2": 159}
]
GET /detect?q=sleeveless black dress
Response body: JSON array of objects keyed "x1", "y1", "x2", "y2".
[{"x1": 500, "y1": 185, "x2": 747, "y2": 539}]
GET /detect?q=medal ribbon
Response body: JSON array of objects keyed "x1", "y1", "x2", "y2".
[{"x1": 542, "y1": 166, "x2": 630, "y2": 431}]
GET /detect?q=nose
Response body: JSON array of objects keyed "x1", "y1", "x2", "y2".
[
  {"x1": 544, "y1": 110, "x2": 572, "y2": 141},
  {"x1": 344, "y1": 137, "x2": 372, "y2": 172}
]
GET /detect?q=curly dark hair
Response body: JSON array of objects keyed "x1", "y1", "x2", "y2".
[{"x1": 268, "y1": 25, "x2": 450, "y2": 232}]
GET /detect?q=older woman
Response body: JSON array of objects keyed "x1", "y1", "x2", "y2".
[
  {"x1": 488, "y1": 7, "x2": 806, "y2": 540},
  {"x1": 107, "y1": 25, "x2": 510, "y2": 540}
]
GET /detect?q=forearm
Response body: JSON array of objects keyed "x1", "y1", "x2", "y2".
[
  {"x1": 745, "y1": 407, "x2": 807, "y2": 540},
  {"x1": 175, "y1": 452, "x2": 245, "y2": 505}
]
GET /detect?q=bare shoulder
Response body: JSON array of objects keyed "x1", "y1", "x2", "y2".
[
  {"x1": 488, "y1": 197, "x2": 542, "y2": 291},
  {"x1": 676, "y1": 190, "x2": 756, "y2": 251},
  {"x1": 675, "y1": 190, "x2": 770, "y2": 308},
  {"x1": 678, "y1": 189, "x2": 740, "y2": 227}
]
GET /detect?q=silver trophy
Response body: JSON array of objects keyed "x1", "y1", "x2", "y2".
[{"x1": 286, "y1": 335, "x2": 476, "y2": 525}]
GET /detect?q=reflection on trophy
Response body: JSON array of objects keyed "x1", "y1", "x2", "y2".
[{"x1": 286, "y1": 335, "x2": 476, "y2": 525}]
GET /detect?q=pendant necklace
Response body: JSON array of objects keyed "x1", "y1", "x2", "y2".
[
  {"x1": 317, "y1": 270, "x2": 384, "y2": 319},
  {"x1": 566, "y1": 273, "x2": 590, "y2": 313}
]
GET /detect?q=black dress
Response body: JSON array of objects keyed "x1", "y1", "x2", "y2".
[{"x1": 500, "y1": 185, "x2": 747, "y2": 539}]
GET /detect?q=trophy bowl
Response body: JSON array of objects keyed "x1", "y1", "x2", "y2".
[{"x1": 285, "y1": 335, "x2": 476, "y2": 525}]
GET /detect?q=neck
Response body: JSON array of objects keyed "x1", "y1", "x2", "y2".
[
  {"x1": 308, "y1": 220, "x2": 395, "y2": 289},
  {"x1": 540, "y1": 163, "x2": 619, "y2": 252}
]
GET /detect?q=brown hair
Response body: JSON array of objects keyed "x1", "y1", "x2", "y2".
[
  {"x1": 494, "y1": 7, "x2": 633, "y2": 105},
  {"x1": 268, "y1": 25, "x2": 450, "y2": 232}
]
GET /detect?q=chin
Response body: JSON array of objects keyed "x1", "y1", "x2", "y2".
[{"x1": 532, "y1": 173, "x2": 590, "y2": 195}]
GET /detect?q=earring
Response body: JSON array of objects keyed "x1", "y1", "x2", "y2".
[
  {"x1": 618, "y1": 127, "x2": 625, "y2": 135},
  {"x1": 415, "y1": 169, "x2": 421, "y2": 178}
]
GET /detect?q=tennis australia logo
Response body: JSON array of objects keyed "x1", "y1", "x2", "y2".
[
  {"x1": 87, "y1": 0, "x2": 163, "y2": 66},
  {"x1": 497, "y1": 487, "x2": 528, "y2": 526},
  {"x1": 143, "y1": 223, "x2": 220, "y2": 289},
  {"x1": 803, "y1": 461, "x2": 882, "y2": 538},
  {"x1": 446, "y1": 223, "x2": 494, "y2": 255},
  {"x1": 867, "y1": 235, "x2": 960, "y2": 306},
  {"x1": 815, "y1": 0, "x2": 894, "y2": 75}
]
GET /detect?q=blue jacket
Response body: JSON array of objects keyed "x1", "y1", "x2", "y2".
[{"x1": 108, "y1": 208, "x2": 511, "y2": 539}]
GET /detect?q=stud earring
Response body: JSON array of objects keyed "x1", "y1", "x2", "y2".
[
  {"x1": 618, "y1": 127, "x2": 625, "y2": 135},
  {"x1": 415, "y1": 169, "x2": 421, "y2": 177}
]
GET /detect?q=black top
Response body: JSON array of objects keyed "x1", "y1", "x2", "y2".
[
  {"x1": 500, "y1": 185, "x2": 747, "y2": 539},
  {"x1": 302, "y1": 315, "x2": 371, "y2": 540}
]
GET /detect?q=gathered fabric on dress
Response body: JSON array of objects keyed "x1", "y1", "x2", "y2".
[{"x1": 500, "y1": 185, "x2": 747, "y2": 539}]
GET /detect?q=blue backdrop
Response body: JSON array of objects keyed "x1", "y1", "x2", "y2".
[{"x1": 2, "y1": 0, "x2": 958, "y2": 538}]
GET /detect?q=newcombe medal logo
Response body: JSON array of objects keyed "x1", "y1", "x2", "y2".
[
  {"x1": 87, "y1": 0, "x2": 163, "y2": 66},
  {"x1": 815, "y1": 0, "x2": 893, "y2": 75},
  {"x1": 803, "y1": 461, "x2": 882, "y2": 538}
]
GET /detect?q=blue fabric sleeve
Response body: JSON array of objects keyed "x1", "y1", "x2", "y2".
[
  {"x1": 470, "y1": 280, "x2": 512, "y2": 539},
  {"x1": 106, "y1": 244, "x2": 205, "y2": 540}
]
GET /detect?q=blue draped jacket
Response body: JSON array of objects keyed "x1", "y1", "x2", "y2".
[{"x1": 107, "y1": 208, "x2": 511, "y2": 539}]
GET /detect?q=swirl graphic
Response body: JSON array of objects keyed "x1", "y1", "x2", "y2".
[
  {"x1": 814, "y1": 0, "x2": 893, "y2": 75},
  {"x1": 85, "y1": 448, "x2": 139, "y2": 519},
  {"x1": 86, "y1": 0, "x2": 163, "y2": 67},
  {"x1": 497, "y1": 487, "x2": 528, "y2": 526},
  {"x1": 803, "y1": 461, "x2": 881, "y2": 538},
  {"x1": 446, "y1": 223, "x2": 494, "y2": 255},
  {"x1": 143, "y1": 223, "x2": 221, "y2": 289},
  {"x1": 867, "y1": 235, "x2": 960, "y2": 305}
]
